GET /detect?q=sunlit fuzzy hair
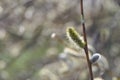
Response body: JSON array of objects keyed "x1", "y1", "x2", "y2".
[{"x1": 66, "y1": 27, "x2": 86, "y2": 48}]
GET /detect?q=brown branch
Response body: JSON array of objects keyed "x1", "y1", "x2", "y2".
[{"x1": 80, "y1": 0, "x2": 94, "y2": 80}]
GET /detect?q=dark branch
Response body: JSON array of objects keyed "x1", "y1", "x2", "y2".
[{"x1": 80, "y1": 0, "x2": 94, "y2": 80}]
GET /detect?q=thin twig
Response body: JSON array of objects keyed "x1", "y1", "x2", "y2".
[{"x1": 80, "y1": 0, "x2": 94, "y2": 80}]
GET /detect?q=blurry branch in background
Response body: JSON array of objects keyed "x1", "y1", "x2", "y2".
[
  {"x1": 4, "y1": 25, "x2": 43, "y2": 70},
  {"x1": 115, "y1": 0, "x2": 120, "y2": 5},
  {"x1": 21, "y1": 25, "x2": 43, "y2": 51},
  {"x1": 23, "y1": 0, "x2": 34, "y2": 8},
  {"x1": 6, "y1": 29, "x2": 25, "y2": 41}
]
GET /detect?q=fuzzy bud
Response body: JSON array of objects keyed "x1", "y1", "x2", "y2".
[
  {"x1": 66, "y1": 27, "x2": 86, "y2": 48},
  {"x1": 90, "y1": 53, "x2": 101, "y2": 64}
]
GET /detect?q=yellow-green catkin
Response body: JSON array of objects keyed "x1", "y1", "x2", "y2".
[{"x1": 66, "y1": 27, "x2": 86, "y2": 48}]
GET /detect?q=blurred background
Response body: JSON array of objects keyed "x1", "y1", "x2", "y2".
[{"x1": 0, "y1": 0, "x2": 119, "y2": 80}]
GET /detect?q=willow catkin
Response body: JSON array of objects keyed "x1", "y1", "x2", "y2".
[{"x1": 66, "y1": 27, "x2": 86, "y2": 48}]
